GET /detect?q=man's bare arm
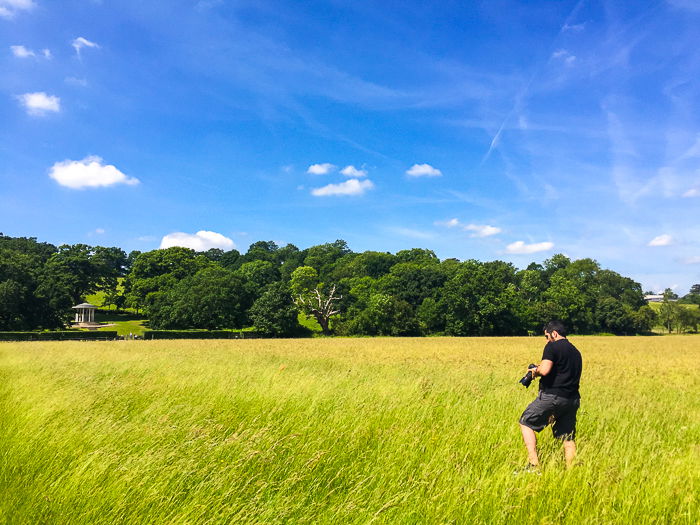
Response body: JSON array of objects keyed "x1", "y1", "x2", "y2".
[{"x1": 535, "y1": 359, "x2": 553, "y2": 377}]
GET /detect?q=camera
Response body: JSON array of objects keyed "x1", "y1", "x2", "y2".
[{"x1": 519, "y1": 364, "x2": 538, "y2": 388}]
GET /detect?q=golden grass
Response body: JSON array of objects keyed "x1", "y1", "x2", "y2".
[{"x1": 1, "y1": 336, "x2": 698, "y2": 524}]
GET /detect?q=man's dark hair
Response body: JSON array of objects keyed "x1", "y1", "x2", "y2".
[{"x1": 544, "y1": 320, "x2": 568, "y2": 336}]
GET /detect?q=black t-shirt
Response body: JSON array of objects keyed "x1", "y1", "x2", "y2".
[{"x1": 539, "y1": 338, "x2": 582, "y2": 398}]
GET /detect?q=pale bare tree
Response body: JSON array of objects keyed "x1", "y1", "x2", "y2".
[{"x1": 296, "y1": 284, "x2": 342, "y2": 335}]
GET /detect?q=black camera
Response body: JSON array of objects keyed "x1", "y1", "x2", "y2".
[{"x1": 519, "y1": 364, "x2": 538, "y2": 388}]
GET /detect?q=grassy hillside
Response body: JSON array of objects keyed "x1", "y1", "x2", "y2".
[{"x1": 2, "y1": 337, "x2": 698, "y2": 523}]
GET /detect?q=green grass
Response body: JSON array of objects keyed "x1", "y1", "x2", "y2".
[
  {"x1": 93, "y1": 310, "x2": 148, "y2": 337},
  {"x1": 1, "y1": 337, "x2": 698, "y2": 524}
]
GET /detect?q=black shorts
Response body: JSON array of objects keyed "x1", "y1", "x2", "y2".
[{"x1": 519, "y1": 391, "x2": 580, "y2": 440}]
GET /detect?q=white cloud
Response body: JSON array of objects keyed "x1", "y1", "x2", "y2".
[
  {"x1": 72, "y1": 37, "x2": 99, "y2": 58},
  {"x1": 682, "y1": 188, "x2": 699, "y2": 197},
  {"x1": 49, "y1": 156, "x2": 140, "y2": 189},
  {"x1": 406, "y1": 163, "x2": 442, "y2": 177},
  {"x1": 16, "y1": 92, "x2": 60, "y2": 115},
  {"x1": 464, "y1": 224, "x2": 502, "y2": 238},
  {"x1": 160, "y1": 231, "x2": 236, "y2": 251},
  {"x1": 435, "y1": 218, "x2": 460, "y2": 228},
  {"x1": 648, "y1": 234, "x2": 673, "y2": 247},
  {"x1": 311, "y1": 178, "x2": 374, "y2": 197},
  {"x1": 505, "y1": 241, "x2": 554, "y2": 254},
  {"x1": 340, "y1": 165, "x2": 367, "y2": 177},
  {"x1": 435, "y1": 218, "x2": 501, "y2": 237},
  {"x1": 11, "y1": 45, "x2": 51, "y2": 58},
  {"x1": 0, "y1": 0, "x2": 35, "y2": 18},
  {"x1": 680, "y1": 256, "x2": 700, "y2": 265},
  {"x1": 95, "y1": 228, "x2": 105, "y2": 234},
  {"x1": 10, "y1": 45, "x2": 32, "y2": 57},
  {"x1": 307, "y1": 163, "x2": 336, "y2": 175},
  {"x1": 552, "y1": 49, "x2": 576, "y2": 66}
]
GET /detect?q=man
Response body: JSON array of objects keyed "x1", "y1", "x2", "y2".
[{"x1": 518, "y1": 320, "x2": 582, "y2": 469}]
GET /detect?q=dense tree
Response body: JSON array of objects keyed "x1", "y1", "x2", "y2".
[
  {"x1": 377, "y1": 262, "x2": 446, "y2": 308},
  {"x1": 243, "y1": 241, "x2": 279, "y2": 264},
  {"x1": 658, "y1": 298, "x2": 680, "y2": 333},
  {"x1": 681, "y1": 284, "x2": 700, "y2": 305},
  {"x1": 248, "y1": 282, "x2": 300, "y2": 337},
  {"x1": 304, "y1": 240, "x2": 351, "y2": 280},
  {"x1": 595, "y1": 297, "x2": 636, "y2": 334},
  {"x1": 124, "y1": 247, "x2": 211, "y2": 310},
  {"x1": 0, "y1": 234, "x2": 685, "y2": 336},
  {"x1": 441, "y1": 260, "x2": 526, "y2": 336},
  {"x1": 344, "y1": 293, "x2": 420, "y2": 336},
  {"x1": 148, "y1": 267, "x2": 246, "y2": 329},
  {"x1": 276, "y1": 243, "x2": 306, "y2": 281}
]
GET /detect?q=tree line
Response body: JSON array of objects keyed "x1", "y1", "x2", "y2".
[{"x1": 2, "y1": 233, "x2": 699, "y2": 336}]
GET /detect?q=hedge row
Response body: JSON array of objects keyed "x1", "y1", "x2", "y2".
[
  {"x1": 0, "y1": 331, "x2": 119, "y2": 341},
  {"x1": 142, "y1": 330, "x2": 263, "y2": 340}
]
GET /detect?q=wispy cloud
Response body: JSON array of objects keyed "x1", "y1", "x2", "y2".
[
  {"x1": 435, "y1": 218, "x2": 460, "y2": 228},
  {"x1": 307, "y1": 163, "x2": 336, "y2": 175},
  {"x1": 0, "y1": 0, "x2": 35, "y2": 18},
  {"x1": 505, "y1": 241, "x2": 554, "y2": 254},
  {"x1": 16, "y1": 92, "x2": 60, "y2": 115},
  {"x1": 682, "y1": 188, "x2": 699, "y2": 197},
  {"x1": 680, "y1": 256, "x2": 700, "y2": 264},
  {"x1": 551, "y1": 49, "x2": 576, "y2": 66},
  {"x1": 340, "y1": 165, "x2": 367, "y2": 177},
  {"x1": 311, "y1": 178, "x2": 374, "y2": 197},
  {"x1": 406, "y1": 163, "x2": 442, "y2": 177},
  {"x1": 49, "y1": 156, "x2": 140, "y2": 189},
  {"x1": 10, "y1": 45, "x2": 50, "y2": 58},
  {"x1": 648, "y1": 234, "x2": 673, "y2": 246},
  {"x1": 436, "y1": 218, "x2": 501, "y2": 237},
  {"x1": 464, "y1": 224, "x2": 502, "y2": 238},
  {"x1": 160, "y1": 230, "x2": 235, "y2": 251},
  {"x1": 72, "y1": 37, "x2": 100, "y2": 58}
]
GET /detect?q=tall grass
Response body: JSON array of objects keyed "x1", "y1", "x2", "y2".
[{"x1": 1, "y1": 337, "x2": 698, "y2": 524}]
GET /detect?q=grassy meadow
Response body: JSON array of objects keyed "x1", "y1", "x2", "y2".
[{"x1": 1, "y1": 337, "x2": 698, "y2": 524}]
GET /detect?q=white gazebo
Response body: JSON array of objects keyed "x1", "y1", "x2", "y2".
[{"x1": 72, "y1": 302, "x2": 98, "y2": 324}]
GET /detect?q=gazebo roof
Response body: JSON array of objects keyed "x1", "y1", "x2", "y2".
[{"x1": 72, "y1": 302, "x2": 98, "y2": 309}]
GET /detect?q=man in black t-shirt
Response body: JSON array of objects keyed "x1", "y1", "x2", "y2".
[{"x1": 518, "y1": 320, "x2": 582, "y2": 469}]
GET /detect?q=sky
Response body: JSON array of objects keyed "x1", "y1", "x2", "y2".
[{"x1": 1, "y1": 0, "x2": 699, "y2": 294}]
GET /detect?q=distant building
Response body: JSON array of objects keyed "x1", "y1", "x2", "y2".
[
  {"x1": 644, "y1": 294, "x2": 665, "y2": 303},
  {"x1": 72, "y1": 302, "x2": 97, "y2": 324}
]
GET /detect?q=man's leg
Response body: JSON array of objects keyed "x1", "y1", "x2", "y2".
[
  {"x1": 519, "y1": 423, "x2": 539, "y2": 466},
  {"x1": 563, "y1": 440, "x2": 576, "y2": 468}
]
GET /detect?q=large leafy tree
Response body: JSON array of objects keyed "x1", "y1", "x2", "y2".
[
  {"x1": 303, "y1": 240, "x2": 352, "y2": 281},
  {"x1": 124, "y1": 247, "x2": 211, "y2": 311},
  {"x1": 248, "y1": 282, "x2": 300, "y2": 337},
  {"x1": 148, "y1": 266, "x2": 246, "y2": 329},
  {"x1": 442, "y1": 260, "x2": 526, "y2": 336}
]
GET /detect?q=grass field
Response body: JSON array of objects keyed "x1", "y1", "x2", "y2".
[{"x1": 1, "y1": 337, "x2": 698, "y2": 524}]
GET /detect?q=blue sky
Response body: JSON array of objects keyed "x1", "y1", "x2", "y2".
[{"x1": 1, "y1": 0, "x2": 699, "y2": 294}]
